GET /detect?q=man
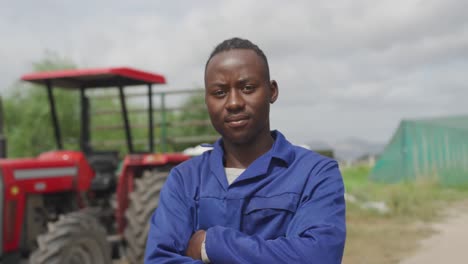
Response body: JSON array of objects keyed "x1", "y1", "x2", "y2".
[{"x1": 145, "y1": 37, "x2": 346, "y2": 263}]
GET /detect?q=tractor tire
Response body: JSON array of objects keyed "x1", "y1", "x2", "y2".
[
  {"x1": 29, "y1": 209, "x2": 112, "y2": 264},
  {"x1": 124, "y1": 170, "x2": 168, "y2": 264}
]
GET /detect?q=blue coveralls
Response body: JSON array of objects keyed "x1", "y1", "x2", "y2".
[{"x1": 145, "y1": 131, "x2": 346, "y2": 263}]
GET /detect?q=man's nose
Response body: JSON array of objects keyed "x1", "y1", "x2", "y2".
[{"x1": 226, "y1": 89, "x2": 245, "y2": 111}]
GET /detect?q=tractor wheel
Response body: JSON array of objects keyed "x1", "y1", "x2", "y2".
[
  {"x1": 124, "y1": 170, "x2": 168, "y2": 264},
  {"x1": 29, "y1": 210, "x2": 112, "y2": 264}
]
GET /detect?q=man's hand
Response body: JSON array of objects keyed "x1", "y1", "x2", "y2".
[{"x1": 186, "y1": 230, "x2": 206, "y2": 260}]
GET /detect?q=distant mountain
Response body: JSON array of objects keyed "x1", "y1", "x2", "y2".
[
  {"x1": 304, "y1": 141, "x2": 333, "y2": 151},
  {"x1": 331, "y1": 137, "x2": 385, "y2": 162},
  {"x1": 306, "y1": 137, "x2": 385, "y2": 162}
]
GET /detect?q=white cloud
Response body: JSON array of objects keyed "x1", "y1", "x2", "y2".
[{"x1": 1, "y1": 0, "x2": 467, "y2": 145}]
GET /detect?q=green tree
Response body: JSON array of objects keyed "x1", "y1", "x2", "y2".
[
  {"x1": 4, "y1": 53, "x2": 80, "y2": 157},
  {"x1": 168, "y1": 92, "x2": 218, "y2": 151}
]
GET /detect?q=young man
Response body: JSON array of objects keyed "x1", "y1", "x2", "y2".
[{"x1": 145, "y1": 38, "x2": 346, "y2": 263}]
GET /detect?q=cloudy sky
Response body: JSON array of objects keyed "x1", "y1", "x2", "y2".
[{"x1": 1, "y1": 0, "x2": 467, "y2": 146}]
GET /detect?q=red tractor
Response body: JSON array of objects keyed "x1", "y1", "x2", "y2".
[{"x1": 0, "y1": 67, "x2": 192, "y2": 263}]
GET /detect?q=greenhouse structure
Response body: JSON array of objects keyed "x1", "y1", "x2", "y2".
[{"x1": 371, "y1": 115, "x2": 468, "y2": 185}]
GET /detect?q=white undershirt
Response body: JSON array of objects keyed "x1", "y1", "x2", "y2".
[
  {"x1": 225, "y1": 167, "x2": 246, "y2": 185},
  {"x1": 201, "y1": 167, "x2": 246, "y2": 263}
]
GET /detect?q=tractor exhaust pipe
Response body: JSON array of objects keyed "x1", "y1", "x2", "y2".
[{"x1": 0, "y1": 96, "x2": 6, "y2": 158}]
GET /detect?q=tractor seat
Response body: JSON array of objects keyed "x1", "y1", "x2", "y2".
[{"x1": 87, "y1": 151, "x2": 119, "y2": 192}]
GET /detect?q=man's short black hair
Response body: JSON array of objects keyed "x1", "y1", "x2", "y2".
[{"x1": 205, "y1": 37, "x2": 270, "y2": 80}]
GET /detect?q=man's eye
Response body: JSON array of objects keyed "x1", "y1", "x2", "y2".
[
  {"x1": 214, "y1": 90, "x2": 226, "y2": 97},
  {"x1": 243, "y1": 85, "x2": 254, "y2": 92}
]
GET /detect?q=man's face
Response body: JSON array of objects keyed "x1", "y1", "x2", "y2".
[{"x1": 204, "y1": 49, "x2": 278, "y2": 145}]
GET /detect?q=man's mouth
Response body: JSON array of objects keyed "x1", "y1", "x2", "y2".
[{"x1": 225, "y1": 115, "x2": 249, "y2": 128}]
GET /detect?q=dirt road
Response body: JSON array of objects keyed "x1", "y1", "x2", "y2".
[{"x1": 399, "y1": 200, "x2": 468, "y2": 264}]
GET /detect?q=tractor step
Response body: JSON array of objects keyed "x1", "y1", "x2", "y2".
[{"x1": 107, "y1": 234, "x2": 123, "y2": 243}]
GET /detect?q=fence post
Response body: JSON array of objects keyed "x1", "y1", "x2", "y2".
[
  {"x1": 160, "y1": 92, "x2": 167, "y2": 152},
  {"x1": 0, "y1": 96, "x2": 6, "y2": 158}
]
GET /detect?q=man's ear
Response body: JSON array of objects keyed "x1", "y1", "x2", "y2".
[{"x1": 269, "y1": 80, "x2": 279, "y2": 104}]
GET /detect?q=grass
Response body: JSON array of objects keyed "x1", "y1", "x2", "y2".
[{"x1": 341, "y1": 165, "x2": 468, "y2": 264}]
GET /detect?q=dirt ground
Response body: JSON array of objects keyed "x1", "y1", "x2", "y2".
[{"x1": 399, "y1": 200, "x2": 468, "y2": 264}]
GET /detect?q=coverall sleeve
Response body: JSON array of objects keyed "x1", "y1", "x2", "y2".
[
  {"x1": 144, "y1": 168, "x2": 203, "y2": 264},
  {"x1": 205, "y1": 163, "x2": 346, "y2": 264}
]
